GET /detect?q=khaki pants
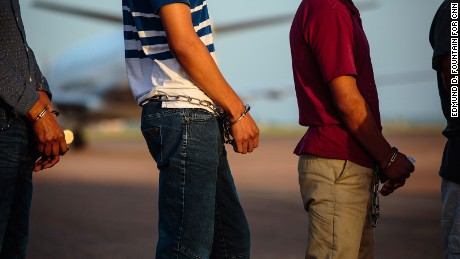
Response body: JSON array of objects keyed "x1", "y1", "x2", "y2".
[{"x1": 298, "y1": 154, "x2": 374, "y2": 259}]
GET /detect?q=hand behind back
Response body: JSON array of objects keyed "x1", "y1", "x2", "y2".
[
  {"x1": 380, "y1": 152, "x2": 415, "y2": 196},
  {"x1": 29, "y1": 92, "x2": 68, "y2": 172},
  {"x1": 230, "y1": 113, "x2": 259, "y2": 154},
  {"x1": 32, "y1": 110, "x2": 68, "y2": 171}
]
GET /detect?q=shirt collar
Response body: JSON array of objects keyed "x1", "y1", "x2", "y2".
[{"x1": 339, "y1": 0, "x2": 360, "y2": 14}]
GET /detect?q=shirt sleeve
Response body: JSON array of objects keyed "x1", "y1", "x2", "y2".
[
  {"x1": 431, "y1": 3, "x2": 451, "y2": 71},
  {"x1": 0, "y1": 1, "x2": 47, "y2": 116},
  {"x1": 151, "y1": 0, "x2": 190, "y2": 13},
  {"x1": 29, "y1": 47, "x2": 52, "y2": 99},
  {"x1": 305, "y1": 10, "x2": 357, "y2": 83},
  {"x1": 0, "y1": 50, "x2": 39, "y2": 116}
]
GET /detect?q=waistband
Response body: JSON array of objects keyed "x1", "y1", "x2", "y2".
[{"x1": 141, "y1": 95, "x2": 221, "y2": 116}]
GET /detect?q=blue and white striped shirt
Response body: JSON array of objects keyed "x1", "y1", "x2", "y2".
[{"x1": 122, "y1": 0, "x2": 217, "y2": 110}]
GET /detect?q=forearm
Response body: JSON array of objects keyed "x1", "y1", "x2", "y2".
[
  {"x1": 340, "y1": 99, "x2": 392, "y2": 166},
  {"x1": 171, "y1": 38, "x2": 245, "y2": 119},
  {"x1": 330, "y1": 76, "x2": 392, "y2": 165},
  {"x1": 159, "y1": 3, "x2": 245, "y2": 120}
]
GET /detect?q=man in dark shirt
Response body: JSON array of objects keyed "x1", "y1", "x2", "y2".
[
  {"x1": 430, "y1": 1, "x2": 460, "y2": 257},
  {"x1": 0, "y1": 1, "x2": 68, "y2": 257},
  {"x1": 290, "y1": 0, "x2": 415, "y2": 257}
]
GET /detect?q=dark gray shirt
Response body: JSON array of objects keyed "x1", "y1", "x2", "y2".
[
  {"x1": 0, "y1": 0, "x2": 51, "y2": 116},
  {"x1": 430, "y1": 0, "x2": 460, "y2": 136},
  {"x1": 430, "y1": 0, "x2": 460, "y2": 183}
]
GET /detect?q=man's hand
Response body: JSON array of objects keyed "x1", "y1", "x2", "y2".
[
  {"x1": 229, "y1": 113, "x2": 259, "y2": 154},
  {"x1": 27, "y1": 91, "x2": 68, "y2": 171},
  {"x1": 379, "y1": 179, "x2": 405, "y2": 196},
  {"x1": 379, "y1": 152, "x2": 414, "y2": 196}
]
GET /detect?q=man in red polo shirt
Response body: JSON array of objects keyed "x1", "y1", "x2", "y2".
[{"x1": 290, "y1": 0, "x2": 415, "y2": 258}]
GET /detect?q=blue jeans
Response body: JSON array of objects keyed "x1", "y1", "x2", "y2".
[
  {"x1": 0, "y1": 114, "x2": 36, "y2": 259},
  {"x1": 141, "y1": 102, "x2": 251, "y2": 259}
]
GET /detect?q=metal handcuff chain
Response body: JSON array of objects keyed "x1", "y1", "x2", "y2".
[
  {"x1": 371, "y1": 166, "x2": 380, "y2": 228},
  {"x1": 146, "y1": 94, "x2": 246, "y2": 144},
  {"x1": 147, "y1": 95, "x2": 222, "y2": 115}
]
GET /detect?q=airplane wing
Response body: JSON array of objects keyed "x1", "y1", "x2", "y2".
[
  {"x1": 32, "y1": 0, "x2": 379, "y2": 33},
  {"x1": 32, "y1": 1, "x2": 122, "y2": 23},
  {"x1": 32, "y1": 0, "x2": 293, "y2": 33}
]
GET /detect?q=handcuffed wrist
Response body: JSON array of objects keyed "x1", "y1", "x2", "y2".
[
  {"x1": 222, "y1": 104, "x2": 251, "y2": 144},
  {"x1": 380, "y1": 147, "x2": 399, "y2": 171},
  {"x1": 228, "y1": 104, "x2": 251, "y2": 126},
  {"x1": 34, "y1": 105, "x2": 50, "y2": 123}
]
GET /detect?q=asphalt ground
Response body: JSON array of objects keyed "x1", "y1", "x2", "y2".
[{"x1": 27, "y1": 133, "x2": 445, "y2": 259}]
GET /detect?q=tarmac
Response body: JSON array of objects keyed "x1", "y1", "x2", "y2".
[{"x1": 28, "y1": 132, "x2": 445, "y2": 259}]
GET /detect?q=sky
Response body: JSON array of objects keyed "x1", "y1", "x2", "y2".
[{"x1": 20, "y1": 0, "x2": 446, "y2": 125}]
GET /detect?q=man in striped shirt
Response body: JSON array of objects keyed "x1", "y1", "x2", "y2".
[{"x1": 123, "y1": 1, "x2": 258, "y2": 258}]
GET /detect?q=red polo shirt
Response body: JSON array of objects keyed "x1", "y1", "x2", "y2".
[{"x1": 289, "y1": 0, "x2": 381, "y2": 168}]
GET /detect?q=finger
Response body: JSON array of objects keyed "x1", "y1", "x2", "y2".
[
  {"x1": 34, "y1": 156, "x2": 46, "y2": 166},
  {"x1": 397, "y1": 177, "x2": 407, "y2": 185},
  {"x1": 391, "y1": 181, "x2": 404, "y2": 189},
  {"x1": 380, "y1": 190, "x2": 390, "y2": 196},
  {"x1": 247, "y1": 139, "x2": 255, "y2": 153},
  {"x1": 383, "y1": 184, "x2": 395, "y2": 192},
  {"x1": 59, "y1": 137, "x2": 68, "y2": 155},
  {"x1": 381, "y1": 189, "x2": 394, "y2": 196},
  {"x1": 43, "y1": 143, "x2": 52, "y2": 157},
  {"x1": 42, "y1": 156, "x2": 60, "y2": 170},
  {"x1": 34, "y1": 164, "x2": 42, "y2": 172},
  {"x1": 236, "y1": 139, "x2": 247, "y2": 154},
  {"x1": 51, "y1": 142, "x2": 60, "y2": 158},
  {"x1": 36, "y1": 142, "x2": 45, "y2": 154},
  {"x1": 380, "y1": 187, "x2": 391, "y2": 196},
  {"x1": 249, "y1": 118, "x2": 259, "y2": 149},
  {"x1": 390, "y1": 178, "x2": 406, "y2": 189},
  {"x1": 34, "y1": 157, "x2": 49, "y2": 172},
  {"x1": 240, "y1": 141, "x2": 248, "y2": 154},
  {"x1": 34, "y1": 161, "x2": 43, "y2": 172},
  {"x1": 380, "y1": 185, "x2": 394, "y2": 196},
  {"x1": 253, "y1": 130, "x2": 259, "y2": 149},
  {"x1": 380, "y1": 181, "x2": 395, "y2": 193},
  {"x1": 36, "y1": 156, "x2": 59, "y2": 171},
  {"x1": 232, "y1": 141, "x2": 237, "y2": 153}
]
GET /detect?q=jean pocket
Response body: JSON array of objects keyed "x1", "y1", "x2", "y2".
[{"x1": 142, "y1": 126, "x2": 163, "y2": 164}]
